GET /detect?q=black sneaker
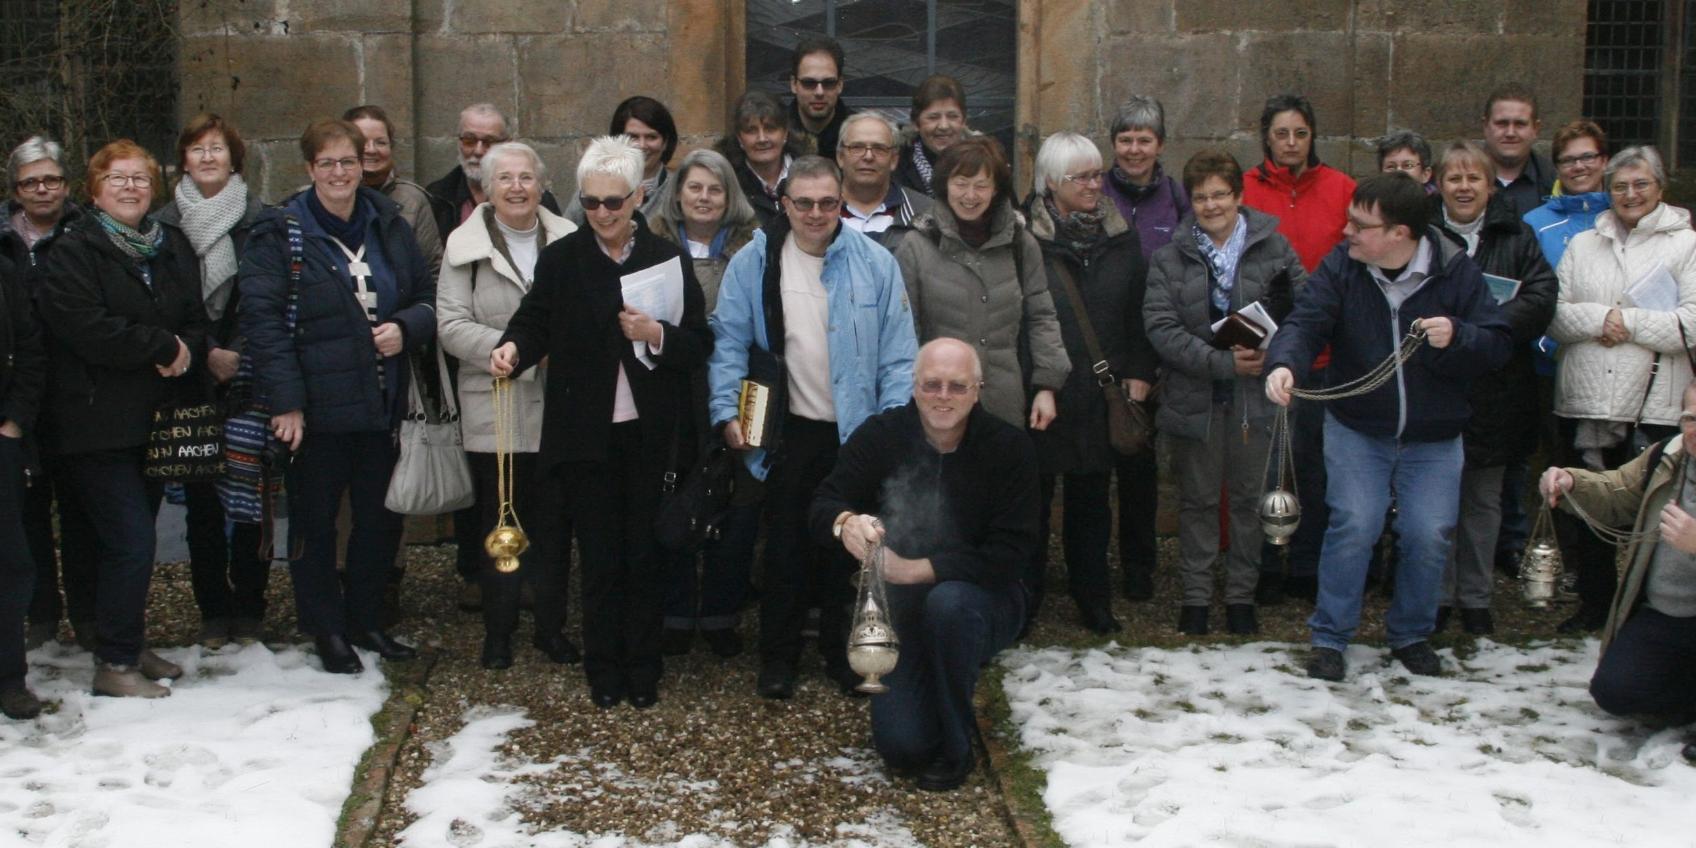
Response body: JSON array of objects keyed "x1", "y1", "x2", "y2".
[
  {"x1": 0, "y1": 682, "x2": 43, "y2": 720},
  {"x1": 1392, "y1": 641, "x2": 1442, "y2": 676},
  {"x1": 1460, "y1": 608, "x2": 1494, "y2": 635},
  {"x1": 1306, "y1": 647, "x2": 1346, "y2": 681}
]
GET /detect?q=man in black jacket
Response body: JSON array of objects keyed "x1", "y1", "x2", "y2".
[
  {"x1": 0, "y1": 254, "x2": 46, "y2": 718},
  {"x1": 788, "y1": 35, "x2": 856, "y2": 160},
  {"x1": 1481, "y1": 84, "x2": 1555, "y2": 219},
  {"x1": 1266, "y1": 175, "x2": 1511, "y2": 682},
  {"x1": 812, "y1": 338, "x2": 1037, "y2": 791}
]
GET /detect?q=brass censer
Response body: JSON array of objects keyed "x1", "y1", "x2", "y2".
[
  {"x1": 485, "y1": 376, "x2": 527, "y2": 574},
  {"x1": 847, "y1": 530, "x2": 899, "y2": 694},
  {"x1": 1260, "y1": 406, "x2": 1301, "y2": 545}
]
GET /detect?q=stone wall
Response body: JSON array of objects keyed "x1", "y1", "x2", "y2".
[{"x1": 178, "y1": 0, "x2": 1586, "y2": 202}]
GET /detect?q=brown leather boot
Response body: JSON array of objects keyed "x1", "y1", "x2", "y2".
[
  {"x1": 138, "y1": 649, "x2": 184, "y2": 681},
  {"x1": 93, "y1": 664, "x2": 171, "y2": 698}
]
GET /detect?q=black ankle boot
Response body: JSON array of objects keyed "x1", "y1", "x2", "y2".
[
  {"x1": 481, "y1": 634, "x2": 513, "y2": 670},
  {"x1": 315, "y1": 635, "x2": 364, "y2": 675},
  {"x1": 350, "y1": 629, "x2": 417, "y2": 661},
  {"x1": 1178, "y1": 605, "x2": 1209, "y2": 635}
]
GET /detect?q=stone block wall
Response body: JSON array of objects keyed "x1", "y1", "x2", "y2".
[
  {"x1": 1028, "y1": 0, "x2": 1587, "y2": 180},
  {"x1": 178, "y1": 0, "x2": 738, "y2": 201},
  {"x1": 178, "y1": 0, "x2": 1586, "y2": 202}
]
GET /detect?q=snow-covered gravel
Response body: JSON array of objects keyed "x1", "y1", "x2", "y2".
[
  {"x1": 396, "y1": 706, "x2": 927, "y2": 848},
  {"x1": 0, "y1": 641, "x2": 387, "y2": 847},
  {"x1": 1002, "y1": 639, "x2": 1694, "y2": 847}
]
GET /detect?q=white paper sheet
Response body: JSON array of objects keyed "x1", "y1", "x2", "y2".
[
  {"x1": 1624, "y1": 262, "x2": 1679, "y2": 313},
  {"x1": 621, "y1": 256, "x2": 685, "y2": 368}
]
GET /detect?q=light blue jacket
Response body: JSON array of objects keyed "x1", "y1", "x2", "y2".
[
  {"x1": 1524, "y1": 191, "x2": 1611, "y2": 375},
  {"x1": 708, "y1": 223, "x2": 917, "y2": 479}
]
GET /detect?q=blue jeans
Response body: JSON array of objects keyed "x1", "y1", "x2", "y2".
[
  {"x1": 1309, "y1": 413, "x2": 1461, "y2": 651},
  {"x1": 871, "y1": 580, "x2": 1024, "y2": 770}
]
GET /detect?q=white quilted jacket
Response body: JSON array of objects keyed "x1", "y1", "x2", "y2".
[{"x1": 1549, "y1": 203, "x2": 1696, "y2": 425}]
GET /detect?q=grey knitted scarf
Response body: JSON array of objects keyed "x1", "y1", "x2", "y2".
[{"x1": 174, "y1": 173, "x2": 249, "y2": 319}]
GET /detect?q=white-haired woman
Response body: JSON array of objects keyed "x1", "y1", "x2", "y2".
[
  {"x1": 491, "y1": 136, "x2": 710, "y2": 709},
  {"x1": 1547, "y1": 145, "x2": 1696, "y2": 633},
  {"x1": 437, "y1": 142, "x2": 580, "y2": 670},
  {"x1": 647, "y1": 146, "x2": 760, "y2": 658},
  {"x1": 1025, "y1": 131, "x2": 1156, "y2": 635}
]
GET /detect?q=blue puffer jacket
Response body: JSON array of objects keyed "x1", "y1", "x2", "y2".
[
  {"x1": 1524, "y1": 192, "x2": 1610, "y2": 378},
  {"x1": 1265, "y1": 229, "x2": 1512, "y2": 443},
  {"x1": 237, "y1": 187, "x2": 436, "y2": 434},
  {"x1": 707, "y1": 217, "x2": 916, "y2": 480}
]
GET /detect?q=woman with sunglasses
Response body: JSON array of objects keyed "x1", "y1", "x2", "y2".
[
  {"x1": 239, "y1": 118, "x2": 437, "y2": 675},
  {"x1": 34, "y1": 140, "x2": 207, "y2": 697},
  {"x1": 491, "y1": 136, "x2": 709, "y2": 710}
]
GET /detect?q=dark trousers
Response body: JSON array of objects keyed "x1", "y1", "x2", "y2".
[
  {"x1": 871, "y1": 580, "x2": 1024, "y2": 769},
  {"x1": 1554, "y1": 417, "x2": 1677, "y2": 615},
  {"x1": 55, "y1": 448, "x2": 162, "y2": 667},
  {"x1": 184, "y1": 481, "x2": 268, "y2": 622},
  {"x1": 1036, "y1": 472, "x2": 1112, "y2": 607},
  {"x1": 0, "y1": 437, "x2": 37, "y2": 686},
  {"x1": 1591, "y1": 607, "x2": 1696, "y2": 718},
  {"x1": 665, "y1": 498, "x2": 757, "y2": 630},
  {"x1": 564, "y1": 422, "x2": 665, "y2": 691},
  {"x1": 24, "y1": 463, "x2": 97, "y2": 630},
  {"x1": 452, "y1": 502, "x2": 482, "y2": 582},
  {"x1": 1114, "y1": 449, "x2": 1159, "y2": 580},
  {"x1": 286, "y1": 430, "x2": 401, "y2": 637},
  {"x1": 468, "y1": 451, "x2": 570, "y2": 640},
  {"x1": 760, "y1": 415, "x2": 851, "y2": 669},
  {"x1": 1263, "y1": 394, "x2": 1328, "y2": 578}
]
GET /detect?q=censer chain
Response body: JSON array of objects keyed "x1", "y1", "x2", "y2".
[{"x1": 492, "y1": 376, "x2": 523, "y2": 534}]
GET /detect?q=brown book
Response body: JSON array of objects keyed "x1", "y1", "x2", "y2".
[{"x1": 1210, "y1": 312, "x2": 1270, "y2": 350}]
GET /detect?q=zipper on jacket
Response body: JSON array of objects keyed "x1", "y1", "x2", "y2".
[{"x1": 1389, "y1": 306, "x2": 1407, "y2": 438}]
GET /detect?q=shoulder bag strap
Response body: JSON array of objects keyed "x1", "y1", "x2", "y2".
[
  {"x1": 284, "y1": 214, "x2": 304, "y2": 332},
  {"x1": 1047, "y1": 258, "x2": 1115, "y2": 386},
  {"x1": 434, "y1": 341, "x2": 460, "y2": 420},
  {"x1": 1634, "y1": 353, "x2": 1661, "y2": 427}
]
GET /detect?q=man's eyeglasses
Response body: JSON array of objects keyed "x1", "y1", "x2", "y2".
[
  {"x1": 795, "y1": 77, "x2": 841, "y2": 92},
  {"x1": 918, "y1": 379, "x2": 979, "y2": 397},
  {"x1": 786, "y1": 196, "x2": 841, "y2": 213},
  {"x1": 14, "y1": 175, "x2": 65, "y2": 192},
  {"x1": 458, "y1": 133, "x2": 508, "y2": 149},
  {"x1": 840, "y1": 142, "x2": 894, "y2": 157},
  {"x1": 579, "y1": 190, "x2": 634, "y2": 211}
]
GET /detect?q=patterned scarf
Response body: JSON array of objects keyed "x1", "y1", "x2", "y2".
[
  {"x1": 174, "y1": 173, "x2": 249, "y2": 319},
  {"x1": 94, "y1": 208, "x2": 165, "y2": 266},
  {"x1": 1193, "y1": 214, "x2": 1248, "y2": 313},
  {"x1": 1043, "y1": 195, "x2": 1106, "y2": 255},
  {"x1": 911, "y1": 139, "x2": 935, "y2": 192}
]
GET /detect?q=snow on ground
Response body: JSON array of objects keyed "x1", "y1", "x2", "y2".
[
  {"x1": 0, "y1": 641, "x2": 387, "y2": 847},
  {"x1": 397, "y1": 707, "x2": 923, "y2": 848},
  {"x1": 1001, "y1": 639, "x2": 1694, "y2": 848}
]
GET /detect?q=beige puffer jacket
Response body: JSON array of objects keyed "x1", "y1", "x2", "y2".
[
  {"x1": 436, "y1": 203, "x2": 577, "y2": 452},
  {"x1": 1549, "y1": 203, "x2": 1696, "y2": 426}
]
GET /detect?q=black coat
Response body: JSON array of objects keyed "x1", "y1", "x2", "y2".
[
  {"x1": 500, "y1": 219, "x2": 710, "y2": 479},
  {"x1": 0, "y1": 200, "x2": 83, "y2": 274},
  {"x1": 0, "y1": 254, "x2": 45, "y2": 434},
  {"x1": 425, "y1": 166, "x2": 560, "y2": 246},
  {"x1": 238, "y1": 188, "x2": 437, "y2": 434},
  {"x1": 1436, "y1": 194, "x2": 1558, "y2": 466},
  {"x1": 155, "y1": 189, "x2": 269, "y2": 347},
  {"x1": 34, "y1": 215, "x2": 209, "y2": 455},
  {"x1": 1025, "y1": 197, "x2": 1155, "y2": 475},
  {"x1": 809, "y1": 401, "x2": 1039, "y2": 591}
]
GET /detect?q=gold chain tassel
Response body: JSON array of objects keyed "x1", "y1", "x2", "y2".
[{"x1": 484, "y1": 375, "x2": 528, "y2": 574}]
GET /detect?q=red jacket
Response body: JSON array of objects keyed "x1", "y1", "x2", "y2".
[{"x1": 1242, "y1": 161, "x2": 1355, "y2": 273}]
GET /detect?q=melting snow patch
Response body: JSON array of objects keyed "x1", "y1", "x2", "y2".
[
  {"x1": 1002, "y1": 639, "x2": 1694, "y2": 847},
  {"x1": 0, "y1": 641, "x2": 388, "y2": 847}
]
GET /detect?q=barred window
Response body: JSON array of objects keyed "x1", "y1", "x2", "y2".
[{"x1": 746, "y1": 0, "x2": 1017, "y2": 157}]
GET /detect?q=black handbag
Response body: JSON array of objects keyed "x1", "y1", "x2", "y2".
[
  {"x1": 144, "y1": 400, "x2": 226, "y2": 482},
  {"x1": 655, "y1": 437, "x2": 739, "y2": 554}
]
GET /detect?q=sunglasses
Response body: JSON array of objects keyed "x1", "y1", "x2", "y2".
[{"x1": 579, "y1": 190, "x2": 635, "y2": 211}]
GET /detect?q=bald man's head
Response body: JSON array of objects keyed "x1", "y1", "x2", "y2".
[{"x1": 916, "y1": 338, "x2": 983, "y2": 384}]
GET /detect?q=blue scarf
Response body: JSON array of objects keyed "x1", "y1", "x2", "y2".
[
  {"x1": 1193, "y1": 215, "x2": 1248, "y2": 313},
  {"x1": 305, "y1": 188, "x2": 371, "y2": 252}
]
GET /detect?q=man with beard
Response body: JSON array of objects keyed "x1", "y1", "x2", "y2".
[
  {"x1": 426, "y1": 103, "x2": 560, "y2": 242},
  {"x1": 788, "y1": 36, "x2": 856, "y2": 160}
]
